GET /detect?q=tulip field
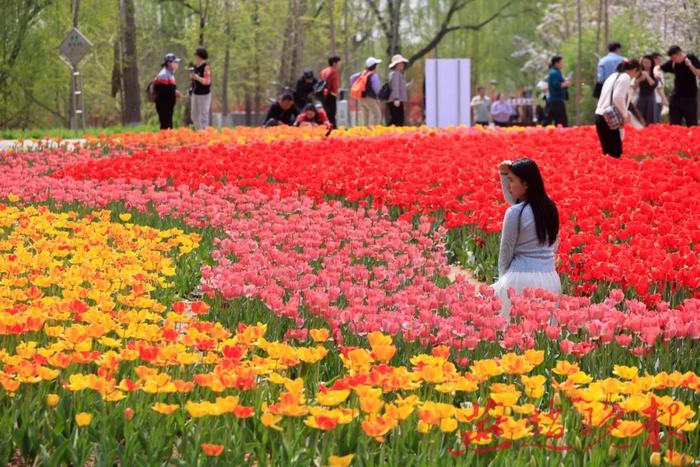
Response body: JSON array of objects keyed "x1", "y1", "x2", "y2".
[{"x1": 0, "y1": 125, "x2": 699, "y2": 466}]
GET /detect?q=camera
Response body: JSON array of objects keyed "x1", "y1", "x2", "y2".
[{"x1": 188, "y1": 62, "x2": 196, "y2": 72}]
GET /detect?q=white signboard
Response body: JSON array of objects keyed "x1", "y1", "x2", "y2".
[
  {"x1": 59, "y1": 28, "x2": 93, "y2": 67},
  {"x1": 425, "y1": 59, "x2": 471, "y2": 128}
]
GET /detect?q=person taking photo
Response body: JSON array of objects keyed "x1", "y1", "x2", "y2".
[{"x1": 660, "y1": 45, "x2": 700, "y2": 126}]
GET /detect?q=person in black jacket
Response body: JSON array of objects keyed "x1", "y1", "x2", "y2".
[
  {"x1": 293, "y1": 68, "x2": 318, "y2": 111},
  {"x1": 153, "y1": 53, "x2": 182, "y2": 130},
  {"x1": 189, "y1": 47, "x2": 212, "y2": 130},
  {"x1": 660, "y1": 45, "x2": 700, "y2": 126},
  {"x1": 263, "y1": 94, "x2": 299, "y2": 127}
]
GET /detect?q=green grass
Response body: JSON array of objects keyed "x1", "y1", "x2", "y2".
[{"x1": 0, "y1": 124, "x2": 160, "y2": 140}]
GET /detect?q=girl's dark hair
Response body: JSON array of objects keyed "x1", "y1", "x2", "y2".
[
  {"x1": 508, "y1": 158, "x2": 559, "y2": 246},
  {"x1": 303, "y1": 103, "x2": 317, "y2": 113},
  {"x1": 549, "y1": 55, "x2": 563, "y2": 68},
  {"x1": 616, "y1": 59, "x2": 641, "y2": 72},
  {"x1": 641, "y1": 55, "x2": 654, "y2": 70},
  {"x1": 328, "y1": 55, "x2": 341, "y2": 66},
  {"x1": 195, "y1": 47, "x2": 208, "y2": 60}
]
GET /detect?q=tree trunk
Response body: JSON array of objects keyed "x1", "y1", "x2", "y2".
[
  {"x1": 221, "y1": 0, "x2": 232, "y2": 120},
  {"x1": 279, "y1": 0, "x2": 296, "y2": 85},
  {"x1": 343, "y1": 0, "x2": 350, "y2": 69},
  {"x1": 595, "y1": 0, "x2": 603, "y2": 56},
  {"x1": 328, "y1": 0, "x2": 337, "y2": 55},
  {"x1": 290, "y1": 0, "x2": 306, "y2": 84},
  {"x1": 575, "y1": 0, "x2": 582, "y2": 125},
  {"x1": 603, "y1": 0, "x2": 608, "y2": 47},
  {"x1": 119, "y1": 0, "x2": 141, "y2": 125}
]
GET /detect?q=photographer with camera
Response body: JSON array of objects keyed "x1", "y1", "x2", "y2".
[{"x1": 190, "y1": 47, "x2": 212, "y2": 130}]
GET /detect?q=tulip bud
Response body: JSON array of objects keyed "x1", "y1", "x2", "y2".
[
  {"x1": 574, "y1": 436, "x2": 582, "y2": 450},
  {"x1": 529, "y1": 455, "x2": 537, "y2": 467},
  {"x1": 608, "y1": 444, "x2": 617, "y2": 459},
  {"x1": 124, "y1": 407, "x2": 135, "y2": 421},
  {"x1": 552, "y1": 391, "x2": 561, "y2": 406},
  {"x1": 47, "y1": 394, "x2": 59, "y2": 407},
  {"x1": 649, "y1": 452, "x2": 661, "y2": 466}
]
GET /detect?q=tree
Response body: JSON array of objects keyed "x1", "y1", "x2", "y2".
[
  {"x1": 0, "y1": 1, "x2": 53, "y2": 101},
  {"x1": 365, "y1": 0, "x2": 518, "y2": 65},
  {"x1": 119, "y1": 0, "x2": 141, "y2": 124}
]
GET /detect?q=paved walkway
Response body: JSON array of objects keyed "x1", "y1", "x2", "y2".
[{"x1": 0, "y1": 139, "x2": 85, "y2": 152}]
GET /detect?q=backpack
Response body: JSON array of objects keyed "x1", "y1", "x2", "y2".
[
  {"x1": 145, "y1": 80, "x2": 157, "y2": 103},
  {"x1": 313, "y1": 79, "x2": 327, "y2": 98},
  {"x1": 378, "y1": 81, "x2": 391, "y2": 101},
  {"x1": 350, "y1": 71, "x2": 373, "y2": 99}
]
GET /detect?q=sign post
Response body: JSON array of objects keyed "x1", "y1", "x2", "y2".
[{"x1": 59, "y1": 28, "x2": 93, "y2": 130}]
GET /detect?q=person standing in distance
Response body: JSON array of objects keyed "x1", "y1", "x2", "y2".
[
  {"x1": 546, "y1": 56, "x2": 571, "y2": 127},
  {"x1": 320, "y1": 55, "x2": 341, "y2": 128},
  {"x1": 153, "y1": 53, "x2": 182, "y2": 130},
  {"x1": 660, "y1": 45, "x2": 700, "y2": 126},
  {"x1": 190, "y1": 47, "x2": 212, "y2": 130},
  {"x1": 386, "y1": 54, "x2": 409, "y2": 126},
  {"x1": 594, "y1": 41, "x2": 625, "y2": 98},
  {"x1": 471, "y1": 86, "x2": 491, "y2": 126}
]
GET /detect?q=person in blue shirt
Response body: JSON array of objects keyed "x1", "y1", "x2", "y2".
[
  {"x1": 594, "y1": 42, "x2": 626, "y2": 98},
  {"x1": 546, "y1": 55, "x2": 571, "y2": 127},
  {"x1": 493, "y1": 159, "x2": 561, "y2": 317}
]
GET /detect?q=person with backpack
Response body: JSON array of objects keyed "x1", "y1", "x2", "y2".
[
  {"x1": 350, "y1": 57, "x2": 383, "y2": 126},
  {"x1": 153, "y1": 53, "x2": 182, "y2": 130},
  {"x1": 386, "y1": 54, "x2": 409, "y2": 126},
  {"x1": 189, "y1": 47, "x2": 212, "y2": 130},
  {"x1": 294, "y1": 68, "x2": 318, "y2": 111},
  {"x1": 319, "y1": 55, "x2": 341, "y2": 128}
]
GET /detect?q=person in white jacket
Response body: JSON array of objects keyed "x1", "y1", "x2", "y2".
[{"x1": 594, "y1": 59, "x2": 641, "y2": 158}]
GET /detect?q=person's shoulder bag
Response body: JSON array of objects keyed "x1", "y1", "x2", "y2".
[{"x1": 602, "y1": 73, "x2": 624, "y2": 130}]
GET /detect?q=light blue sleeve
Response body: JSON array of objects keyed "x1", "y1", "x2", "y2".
[
  {"x1": 498, "y1": 206, "x2": 521, "y2": 277},
  {"x1": 370, "y1": 74, "x2": 381, "y2": 95},
  {"x1": 500, "y1": 173, "x2": 516, "y2": 206},
  {"x1": 597, "y1": 58, "x2": 605, "y2": 82}
]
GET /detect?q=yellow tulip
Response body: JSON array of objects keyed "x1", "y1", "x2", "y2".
[{"x1": 75, "y1": 412, "x2": 92, "y2": 427}]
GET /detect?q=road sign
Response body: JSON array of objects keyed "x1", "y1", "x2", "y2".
[{"x1": 59, "y1": 27, "x2": 93, "y2": 67}]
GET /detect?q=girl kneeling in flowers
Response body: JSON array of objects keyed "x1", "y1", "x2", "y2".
[{"x1": 494, "y1": 159, "x2": 560, "y2": 316}]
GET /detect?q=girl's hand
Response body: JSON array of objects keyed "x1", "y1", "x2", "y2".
[{"x1": 498, "y1": 160, "x2": 512, "y2": 174}]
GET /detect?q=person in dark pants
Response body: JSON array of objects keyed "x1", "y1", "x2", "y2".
[
  {"x1": 386, "y1": 54, "x2": 409, "y2": 126},
  {"x1": 594, "y1": 60, "x2": 641, "y2": 158},
  {"x1": 660, "y1": 45, "x2": 700, "y2": 126},
  {"x1": 320, "y1": 55, "x2": 341, "y2": 128},
  {"x1": 294, "y1": 68, "x2": 318, "y2": 111},
  {"x1": 154, "y1": 53, "x2": 182, "y2": 130},
  {"x1": 546, "y1": 55, "x2": 571, "y2": 127}
]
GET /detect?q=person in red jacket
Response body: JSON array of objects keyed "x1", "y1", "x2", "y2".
[
  {"x1": 294, "y1": 104, "x2": 332, "y2": 130},
  {"x1": 320, "y1": 55, "x2": 341, "y2": 128}
]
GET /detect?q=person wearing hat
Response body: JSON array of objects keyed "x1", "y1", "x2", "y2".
[
  {"x1": 153, "y1": 53, "x2": 182, "y2": 130},
  {"x1": 386, "y1": 54, "x2": 409, "y2": 126},
  {"x1": 294, "y1": 67, "x2": 319, "y2": 111},
  {"x1": 349, "y1": 57, "x2": 383, "y2": 126},
  {"x1": 190, "y1": 47, "x2": 212, "y2": 130}
]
